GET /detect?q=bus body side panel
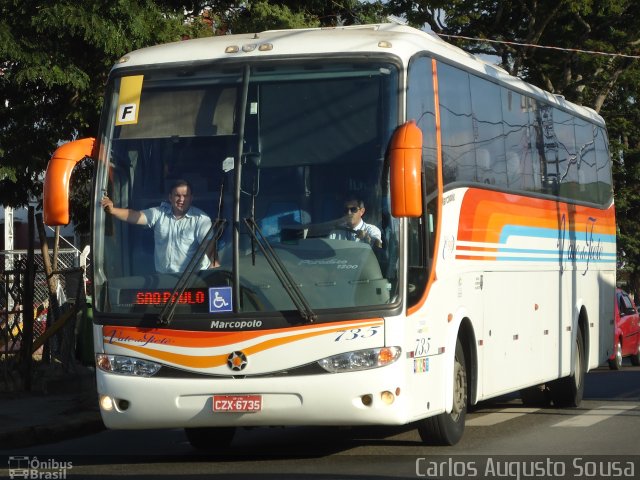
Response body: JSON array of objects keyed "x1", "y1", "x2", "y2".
[
  {"x1": 411, "y1": 274, "x2": 484, "y2": 411},
  {"x1": 381, "y1": 338, "x2": 452, "y2": 424},
  {"x1": 434, "y1": 186, "x2": 616, "y2": 402},
  {"x1": 597, "y1": 270, "x2": 616, "y2": 367}
]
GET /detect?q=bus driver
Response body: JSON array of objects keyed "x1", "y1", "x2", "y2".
[{"x1": 330, "y1": 194, "x2": 383, "y2": 248}]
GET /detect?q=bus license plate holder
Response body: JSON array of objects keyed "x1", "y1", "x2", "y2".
[{"x1": 212, "y1": 395, "x2": 262, "y2": 413}]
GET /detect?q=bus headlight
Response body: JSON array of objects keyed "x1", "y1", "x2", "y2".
[
  {"x1": 96, "y1": 354, "x2": 162, "y2": 377},
  {"x1": 317, "y1": 347, "x2": 401, "y2": 373}
]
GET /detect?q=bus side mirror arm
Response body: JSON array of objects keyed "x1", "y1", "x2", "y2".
[
  {"x1": 43, "y1": 137, "x2": 96, "y2": 226},
  {"x1": 390, "y1": 121, "x2": 423, "y2": 217}
]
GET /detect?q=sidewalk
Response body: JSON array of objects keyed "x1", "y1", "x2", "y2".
[{"x1": 0, "y1": 367, "x2": 104, "y2": 449}]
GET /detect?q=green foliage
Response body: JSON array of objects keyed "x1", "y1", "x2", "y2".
[
  {"x1": 0, "y1": 0, "x2": 388, "y2": 234},
  {"x1": 0, "y1": 1, "x2": 386, "y2": 218},
  {"x1": 231, "y1": 0, "x2": 321, "y2": 32},
  {"x1": 604, "y1": 62, "x2": 640, "y2": 293},
  {"x1": 270, "y1": 0, "x2": 387, "y2": 26},
  {"x1": 0, "y1": 0, "x2": 184, "y2": 219},
  {"x1": 3, "y1": 0, "x2": 640, "y2": 284},
  {"x1": 211, "y1": 0, "x2": 387, "y2": 32},
  {"x1": 384, "y1": 0, "x2": 640, "y2": 289}
]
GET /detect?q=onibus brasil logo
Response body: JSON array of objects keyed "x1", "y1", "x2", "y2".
[{"x1": 8, "y1": 456, "x2": 72, "y2": 479}]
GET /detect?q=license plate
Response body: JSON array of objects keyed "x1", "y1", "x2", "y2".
[{"x1": 212, "y1": 395, "x2": 262, "y2": 412}]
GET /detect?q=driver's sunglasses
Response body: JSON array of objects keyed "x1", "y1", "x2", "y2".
[{"x1": 344, "y1": 206, "x2": 361, "y2": 214}]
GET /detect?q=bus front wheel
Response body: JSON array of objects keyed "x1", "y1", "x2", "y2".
[{"x1": 417, "y1": 339, "x2": 467, "y2": 445}]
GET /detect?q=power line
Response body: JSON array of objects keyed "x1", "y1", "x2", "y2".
[{"x1": 438, "y1": 33, "x2": 640, "y2": 59}]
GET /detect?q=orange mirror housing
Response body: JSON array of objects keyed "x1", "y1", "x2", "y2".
[
  {"x1": 390, "y1": 121, "x2": 423, "y2": 217},
  {"x1": 43, "y1": 138, "x2": 96, "y2": 226}
]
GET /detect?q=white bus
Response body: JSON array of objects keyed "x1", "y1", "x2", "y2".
[{"x1": 44, "y1": 23, "x2": 616, "y2": 447}]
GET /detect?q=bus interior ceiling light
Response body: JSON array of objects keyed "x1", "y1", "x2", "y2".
[{"x1": 318, "y1": 347, "x2": 401, "y2": 373}]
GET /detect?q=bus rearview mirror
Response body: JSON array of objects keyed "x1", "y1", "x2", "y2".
[
  {"x1": 390, "y1": 121, "x2": 423, "y2": 217},
  {"x1": 43, "y1": 137, "x2": 96, "y2": 226}
]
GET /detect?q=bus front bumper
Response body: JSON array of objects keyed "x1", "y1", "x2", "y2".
[{"x1": 96, "y1": 364, "x2": 414, "y2": 429}]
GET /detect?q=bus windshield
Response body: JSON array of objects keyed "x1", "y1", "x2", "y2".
[{"x1": 93, "y1": 60, "x2": 400, "y2": 321}]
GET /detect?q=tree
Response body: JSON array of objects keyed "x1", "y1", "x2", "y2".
[
  {"x1": 186, "y1": 0, "x2": 387, "y2": 33},
  {"x1": 6, "y1": 0, "x2": 640, "y2": 281},
  {"x1": 0, "y1": 1, "x2": 386, "y2": 232},
  {"x1": 226, "y1": 0, "x2": 321, "y2": 32},
  {"x1": 605, "y1": 62, "x2": 640, "y2": 295},
  {"x1": 385, "y1": 0, "x2": 640, "y2": 290},
  {"x1": 0, "y1": 0, "x2": 187, "y2": 214},
  {"x1": 386, "y1": 1, "x2": 640, "y2": 109}
]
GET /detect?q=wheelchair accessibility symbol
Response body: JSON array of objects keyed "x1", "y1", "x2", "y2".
[{"x1": 209, "y1": 287, "x2": 232, "y2": 313}]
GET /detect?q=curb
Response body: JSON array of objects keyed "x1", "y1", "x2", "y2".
[{"x1": 0, "y1": 411, "x2": 105, "y2": 450}]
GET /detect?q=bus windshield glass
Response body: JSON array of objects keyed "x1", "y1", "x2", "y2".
[{"x1": 94, "y1": 60, "x2": 400, "y2": 320}]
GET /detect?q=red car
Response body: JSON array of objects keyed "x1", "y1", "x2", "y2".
[{"x1": 609, "y1": 289, "x2": 640, "y2": 369}]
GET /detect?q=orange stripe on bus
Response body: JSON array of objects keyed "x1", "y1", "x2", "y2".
[
  {"x1": 458, "y1": 190, "x2": 615, "y2": 244},
  {"x1": 102, "y1": 318, "x2": 383, "y2": 349},
  {"x1": 106, "y1": 320, "x2": 383, "y2": 369},
  {"x1": 456, "y1": 245, "x2": 498, "y2": 252},
  {"x1": 455, "y1": 255, "x2": 497, "y2": 261},
  {"x1": 110, "y1": 343, "x2": 229, "y2": 368}
]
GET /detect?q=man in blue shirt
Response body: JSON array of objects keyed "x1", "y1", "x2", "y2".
[
  {"x1": 101, "y1": 179, "x2": 212, "y2": 273},
  {"x1": 330, "y1": 194, "x2": 382, "y2": 248}
]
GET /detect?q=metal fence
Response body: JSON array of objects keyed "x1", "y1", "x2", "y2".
[{"x1": 0, "y1": 248, "x2": 87, "y2": 390}]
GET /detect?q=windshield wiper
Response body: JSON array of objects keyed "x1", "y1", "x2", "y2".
[
  {"x1": 244, "y1": 217, "x2": 317, "y2": 323},
  {"x1": 158, "y1": 218, "x2": 227, "y2": 326}
]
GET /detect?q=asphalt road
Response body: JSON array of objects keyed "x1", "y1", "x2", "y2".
[{"x1": 2, "y1": 363, "x2": 639, "y2": 479}]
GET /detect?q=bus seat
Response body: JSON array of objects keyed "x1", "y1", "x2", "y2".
[{"x1": 259, "y1": 201, "x2": 310, "y2": 241}]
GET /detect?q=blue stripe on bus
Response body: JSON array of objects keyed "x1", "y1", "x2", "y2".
[
  {"x1": 490, "y1": 247, "x2": 615, "y2": 256},
  {"x1": 494, "y1": 257, "x2": 616, "y2": 263},
  {"x1": 457, "y1": 223, "x2": 616, "y2": 264},
  {"x1": 498, "y1": 225, "x2": 616, "y2": 245}
]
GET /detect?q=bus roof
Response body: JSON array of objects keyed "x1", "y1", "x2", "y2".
[{"x1": 113, "y1": 23, "x2": 604, "y2": 126}]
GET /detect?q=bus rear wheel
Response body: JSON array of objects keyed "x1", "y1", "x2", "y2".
[
  {"x1": 549, "y1": 327, "x2": 585, "y2": 408},
  {"x1": 185, "y1": 426, "x2": 236, "y2": 451},
  {"x1": 417, "y1": 339, "x2": 467, "y2": 445}
]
